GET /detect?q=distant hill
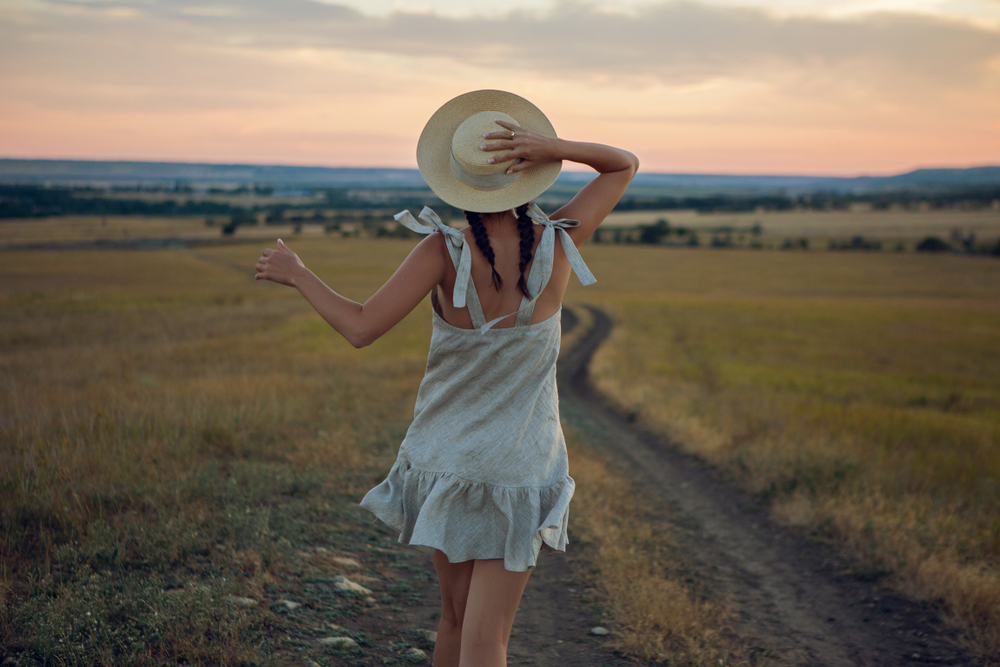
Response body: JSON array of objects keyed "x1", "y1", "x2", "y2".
[{"x1": 1, "y1": 159, "x2": 998, "y2": 195}]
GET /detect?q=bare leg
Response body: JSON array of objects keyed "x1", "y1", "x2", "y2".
[
  {"x1": 432, "y1": 550, "x2": 474, "y2": 667},
  {"x1": 459, "y1": 559, "x2": 532, "y2": 667}
]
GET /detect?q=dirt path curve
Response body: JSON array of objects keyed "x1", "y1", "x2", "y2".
[{"x1": 554, "y1": 305, "x2": 972, "y2": 666}]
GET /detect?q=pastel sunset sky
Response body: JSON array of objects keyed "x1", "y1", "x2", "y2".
[{"x1": 2, "y1": 0, "x2": 999, "y2": 175}]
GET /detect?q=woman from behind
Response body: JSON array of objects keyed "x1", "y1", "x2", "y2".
[{"x1": 255, "y1": 90, "x2": 637, "y2": 666}]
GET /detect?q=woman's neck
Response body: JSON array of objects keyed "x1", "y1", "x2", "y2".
[{"x1": 481, "y1": 210, "x2": 516, "y2": 231}]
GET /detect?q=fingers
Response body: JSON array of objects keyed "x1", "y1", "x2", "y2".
[
  {"x1": 481, "y1": 141, "x2": 515, "y2": 153},
  {"x1": 492, "y1": 119, "x2": 525, "y2": 134},
  {"x1": 506, "y1": 158, "x2": 535, "y2": 174},
  {"x1": 483, "y1": 120, "x2": 528, "y2": 143}
]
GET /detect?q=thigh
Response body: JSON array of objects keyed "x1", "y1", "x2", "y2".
[
  {"x1": 433, "y1": 550, "x2": 475, "y2": 624},
  {"x1": 462, "y1": 559, "x2": 532, "y2": 644}
]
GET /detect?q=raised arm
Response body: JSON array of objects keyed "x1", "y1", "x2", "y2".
[
  {"x1": 482, "y1": 120, "x2": 638, "y2": 246},
  {"x1": 254, "y1": 233, "x2": 449, "y2": 348}
]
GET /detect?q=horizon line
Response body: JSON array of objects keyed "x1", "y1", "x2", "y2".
[{"x1": 2, "y1": 156, "x2": 1000, "y2": 181}]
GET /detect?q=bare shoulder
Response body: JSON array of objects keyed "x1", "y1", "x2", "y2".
[{"x1": 413, "y1": 230, "x2": 450, "y2": 259}]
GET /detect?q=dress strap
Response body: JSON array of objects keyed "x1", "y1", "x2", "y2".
[
  {"x1": 395, "y1": 204, "x2": 596, "y2": 333},
  {"x1": 395, "y1": 207, "x2": 486, "y2": 329}
]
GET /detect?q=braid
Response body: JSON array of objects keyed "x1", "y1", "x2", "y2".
[
  {"x1": 465, "y1": 210, "x2": 503, "y2": 292},
  {"x1": 515, "y1": 204, "x2": 534, "y2": 299}
]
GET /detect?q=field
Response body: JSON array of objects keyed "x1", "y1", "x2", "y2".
[
  {"x1": 2, "y1": 234, "x2": 736, "y2": 666},
  {"x1": 2, "y1": 211, "x2": 999, "y2": 663},
  {"x1": 4, "y1": 207, "x2": 998, "y2": 251},
  {"x1": 603, "y1": 207, "x2": 1000, "y2": 244},
  {"x1": 571, "y1": 246, "x2": 1000, "y2": 659},
  {"x1": 0, "y1": 238, "x2": 437, "y2": 664}
]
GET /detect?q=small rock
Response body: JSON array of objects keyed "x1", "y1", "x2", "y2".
[
  {"x1": 306, "y1": 661, "x2": 322, "y2": 667},
  {"x1": 334, "y1": 575, "x2": 373, "y2": 597},
  {"x1": 404, "y1": 647, "x2": 428, "y2": 662},
  {"x1": 226, "y1": 595, "x2": 258, "y2": 607},
  {"x1": 332, "y1": 556, "x2": 362, "y2": 569},
  {"x1": 414, "y1": 629, "x2": 438, "y2": 645},
  {"x1": 590, "y1": 626, "x2": 609, "y2": 636},
  {"x1": 319, "y1": 636, "x2": 357, "y2": 648},
  {"x1": 3, "y1": 657, "x2": 19, "y2": 666},
  {"x1": 327, "y1": 623, "x2": 345, "y2": 631},
  {"x1": 277, "y1": 599, "x2": 301, "y2": 610}
]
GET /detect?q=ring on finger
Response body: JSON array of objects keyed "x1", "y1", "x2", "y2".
[{"x1": 510, "y1": 131, "x2": 515, "y2": 139}]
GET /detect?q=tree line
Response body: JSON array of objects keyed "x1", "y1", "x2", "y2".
[{"x1": 3, "y1": 183, "x2": 999, "y2": 221}]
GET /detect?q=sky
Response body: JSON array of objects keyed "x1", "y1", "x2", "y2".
[{"x1": 1, "y1": 0, "x2": 999, "y2": 175}]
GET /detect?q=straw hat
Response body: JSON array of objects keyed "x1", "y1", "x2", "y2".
[{"x1": 416, "y1": 90, "x2": 561, "y2": 213}]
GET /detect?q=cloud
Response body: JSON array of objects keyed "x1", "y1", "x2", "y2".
[{"x1": 18, "y1": 0, "x2": 1000, "y2": 90}]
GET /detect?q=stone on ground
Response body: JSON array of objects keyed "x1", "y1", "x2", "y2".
[
  {"x1": 333, "y1": 575, "x2": 373, "y2": 597},
  {"x1": 319, "y1": 636, "x2": 358, "y2": 648},
  {"x1": 404, "y1": 647, "x2": 428, "y2": 662},
  {"x1": 226, "y1": 595, "x2": 258, "y2": 607}
]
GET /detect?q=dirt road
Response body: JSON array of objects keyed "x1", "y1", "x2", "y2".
[{"x1": 549, "y1": 305, "x2": 972, "y2": 666}]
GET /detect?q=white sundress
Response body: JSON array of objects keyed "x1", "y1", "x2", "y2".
[{"x1": 359, "y1": 204, "x2": 596, "y2": 571}]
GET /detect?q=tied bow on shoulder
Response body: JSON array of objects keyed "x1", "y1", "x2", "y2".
[
  {"x1": 394, "y1": 206, "x2": 474, "y2": 308},
  {"x1": 394, "y1": 203, "x2": 596, "y2": 332}
]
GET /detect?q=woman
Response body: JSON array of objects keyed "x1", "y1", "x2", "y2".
[{"x1": 255, "y1": 90, "x2": 637, "y2": 667}]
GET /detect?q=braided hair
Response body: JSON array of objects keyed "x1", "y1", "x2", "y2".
[
  {"x1": 465, "y1": 210, "x2": 503, "y2": 292},
  {"x1": 464, "y1": 206, "x2": 536, "y2": 300}
]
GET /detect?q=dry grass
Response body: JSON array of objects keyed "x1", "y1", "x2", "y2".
[
  {"x1": 0, "y1": 222, "x2": 759, "y2": 664},
  {"x1": 566, "y1": 433, "x2": 747, "y2": 665},
  {"x1": 568, "y1": 245, "x2": 1000, "y2": 661},
  {"x1": 0, "y1": 237, "x2": 431, "y2": 665},
  {"x1": 11, "y1": 215, "x2": 997, "y2": 663}
]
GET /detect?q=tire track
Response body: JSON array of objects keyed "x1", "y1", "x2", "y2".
[{"x1": 554, "y1": 305, "x2": 971, "y2": 666}]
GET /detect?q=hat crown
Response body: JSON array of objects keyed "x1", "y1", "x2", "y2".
[{"x1": 451, "y1": 111, "x2": 518, "y2": 175}]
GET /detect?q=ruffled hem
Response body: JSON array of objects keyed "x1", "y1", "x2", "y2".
[{"x1": 359, "y1": 460, "x2": 574, "y2": 572}]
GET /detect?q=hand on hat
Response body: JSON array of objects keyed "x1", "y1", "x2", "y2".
[
  {"x1": 255, "y1": 239, "x2": 306, "y2": 287},
  {"x1": 482, "y1": 119, "x2": 560, "y2": 175}
]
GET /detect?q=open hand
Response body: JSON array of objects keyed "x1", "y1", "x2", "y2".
[
  {"x1": 255, "y1": 239, "x2": 305, "y2": 287},
  {"x1": 481, "y1": 119, "x2": 561, "y2": 174}
]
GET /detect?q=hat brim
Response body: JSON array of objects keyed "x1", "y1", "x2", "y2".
[{"x1": 416, "y1": 90, "x2": 561, "y2": 213}]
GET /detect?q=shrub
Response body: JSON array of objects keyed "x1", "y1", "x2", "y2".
[{"x1": 916, "y1": 236, "x2": 952, "y2": 253}]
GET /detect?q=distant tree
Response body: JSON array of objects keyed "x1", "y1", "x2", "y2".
[
  {"x1": 265, "y1": 207, "x2": 286, "y2": 225},
  {"x1": 916, "y1": 236, "x2": 952, "y2": 252},
  {"x1": 638, "y1": 219, "x2": 670, "y2": 245},
  {"x1": 222, "y1": 209, "x2": 256, "y2": 236}
]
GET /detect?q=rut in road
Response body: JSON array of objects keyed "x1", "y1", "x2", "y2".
[{"x1": 553, "y1": 305, "x2": 972, "y2": 667}]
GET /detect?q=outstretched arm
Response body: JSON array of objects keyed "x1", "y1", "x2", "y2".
[
  {"x1": 254, "y1": 234, "x2": 448, "y2": 348},
  {"x1": 482, "y1": 120, "x2": 638, "y2": 246}
]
